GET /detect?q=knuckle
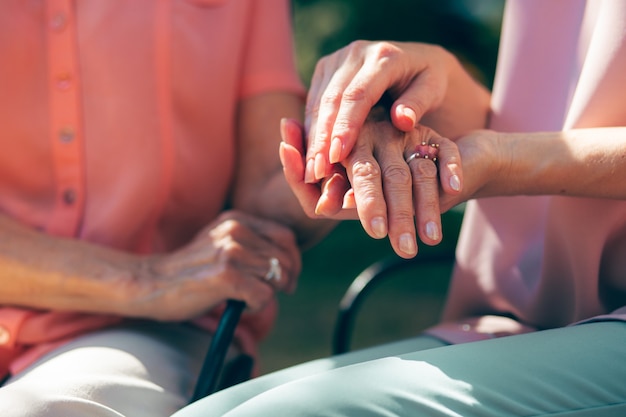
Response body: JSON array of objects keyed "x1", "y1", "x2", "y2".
[
  {"x1": 411, "y1": 159, "x2": 438, "y2": 181},
  {"x1": 370, "y1": 41, "x2": 401, "y2": 61},
  {"x1": 342, "y1": 83, "x2": 368, "y2": 105},
  {"x1": 332, "y1": 115, "x2": 361, "y2": 136},
  {"x1": 346, "y1": 39, "x2": 369, "y2": 55},
  {"x1": 392, "y1": 208, "x2": 416, "y2": 224},
  {"x1": 320, "y1": 89, "x2": 343, "y2": 108},
  {"x1": 382, "y1": 163, "x2": 412, "y2": 187},
  {"x1": 218, "y1": 240, "x2": 244, "y2": 262},
  {"x1": 350, "y1": 162, "x2": 382, "y2": 206},
  {"x1": 351, "y1": 159, "x2": 381, "y2": 182}
]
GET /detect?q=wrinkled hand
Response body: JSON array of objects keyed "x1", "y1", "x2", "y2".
[
  {"x1": 126, "y1": 211, "x2": 301, "y2": 321},
  {"x1": 438, "y1": 129, "x2": 503, "y2": 212},
  {"x1": 305, "y1": 41, "x2": 453, "y2": 183},
  {"x1": 281, "y1": 110, "x2": 464, "y2": 259}
]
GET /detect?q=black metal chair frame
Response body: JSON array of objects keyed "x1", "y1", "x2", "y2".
[
  {"x1": 191, "y1": 250, "x2": 455, "y2": 402},
  {"x1": 332, "y1": 251, "x2": 455, "y2": 355}
]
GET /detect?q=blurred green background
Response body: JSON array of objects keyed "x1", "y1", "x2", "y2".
[{"x1": 258, "y1": 0, "x2": 505, "y2": 375}]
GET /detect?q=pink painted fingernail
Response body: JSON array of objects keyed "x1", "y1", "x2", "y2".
[
  {"x1": 400, "y1": 105, "x2": 417, "y2": 127},
  {"x1": 305, "y1": 159, "x2": 316, "y2": 183},
  {"x1": 314, "y1": 153, "x2": 327, "y2": 180},
  {"x1": 329, "y1": 137, "x2": 343, "y2": 164}
]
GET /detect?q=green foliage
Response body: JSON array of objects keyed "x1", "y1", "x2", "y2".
[{"x1": 293, "y1": 0, "x2": 504, "y2": 87}]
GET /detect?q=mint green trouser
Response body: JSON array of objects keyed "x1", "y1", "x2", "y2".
[{"x1": 173, "y1": 321, "x2": 626, "y2": 417}]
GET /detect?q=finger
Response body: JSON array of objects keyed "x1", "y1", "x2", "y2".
[
  {"x1": 281, "y1": 117, "x2": 305, "y2": 152},
  {"x1": 344, "y1": 143, "x2": 389, "y2": 240},
  {"x1": 303, "y1": 61, "x2": 329, "y2": 183},
  {"x1": 305, "y1": 53, "x2": 355, "y2": 182},
  {"x1": 314, "y1": 167, "x2": 351, "y2": 217},
  {"x1": 342, "y1": 188, "x2": 356, "y2": 209},
  {"x1": 390, "y1": 66, "x2": 447, "y2": 132},
  {"x1": 406, "y1": 156, "x2": 442, "y2": 246},
  {"x1": 376, "y1": 144, "x2": 419, "y2": 259},
  {"x1": 198, "y1": 221, "x2": 290, "y2": 306},
  {"x1": 218, "y1": 211, "x2": 301, "y2": 274},
  {"x1": 280, "y1": 119, "x2": 323, "y2": 219},
  {"x1": 230, "y1": 216, "x2": 301, "y2": 295},
  {"x1": 327, "y1": 44, "x2": 409, "y2": 165},
  {"x1": 254, "y1": 252, "x2": 297, "y2": 294},
  {"x1": 434, "y1": 136, "x2": 463, "y2": 197}
]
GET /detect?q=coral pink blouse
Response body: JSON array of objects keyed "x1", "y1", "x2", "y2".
[
  {"x1": 428, "y1": 0, "x2": 626, "y2": 343},
  {"x1": 0, "y1": 0, "x2": 304, "y2": 378}
]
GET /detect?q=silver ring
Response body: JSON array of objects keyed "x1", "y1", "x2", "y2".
[
  {"x1": 264, "y1": 257, "x2": 282, "y2": 282},
  {"x1": 405, "y1": 152, "x2": 420, "y2": 164},
  {"x1": 405, "y1": 141, "x2": 440, "y2": 164}
]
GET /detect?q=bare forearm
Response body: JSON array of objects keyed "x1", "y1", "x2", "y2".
[
  {"x1": 0, "y1": 213, "x2": 138, "y2": 315},
  {"x1": 247, "y1": 171, "x2": 338, "y2": 250},
  {"x1": 233, "y1": 92, "x2": 337, "y2": 249},
  {"x1": 487, "y1": 127, "x2": 626, "y2": 199}
]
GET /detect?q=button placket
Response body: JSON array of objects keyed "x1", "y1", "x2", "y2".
[
  {"x1": 47, "y1": 0, "x2": 85, "y2": 235},
  {"x1": 58, "y1": 126, "x2": 75, "y2": 143},
  {"x1": 49, "y1": 11, "x2": 67, "y2": 32}
]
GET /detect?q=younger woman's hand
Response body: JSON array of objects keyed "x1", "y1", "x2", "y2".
[
  {"x1": 281, "y1": 112, "x2": 464, "y2": 259},
  {"x1": 305, "y1": 41, "x2": 455, "y2": 183}
]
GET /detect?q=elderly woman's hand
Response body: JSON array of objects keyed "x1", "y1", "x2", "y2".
[
  {"x1": 281, "y1": 110, "x2": 464, "y2": 259},
  {"x1": 124, "y1": 210, "x2": 301, "y2": 321}
]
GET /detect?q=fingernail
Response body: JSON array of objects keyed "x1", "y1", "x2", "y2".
[
  {"x1": 278, "y1": 142, "x2": 286, "y2": 165},
  {"x1": 342, "y1": 189, "x2": 355, "y2": 209},
  {"x1": 399, "y1": 233, "x2": 417, "y2": 256},
  {"x1": 314, "y1": 153, "x2": 326, "y2": 180},
  {"x1": 305, "y1": 159, "x2": 316, "y2": 183},
  {"x1": 426, "y1": 221, "x2": 440, "y2": 241},
  {"x1": 450, "y1": 174, "x2": 461, "y2": 192},
  {"x1": 315, "y1": 187, "x2": 331, "y2": 215},
  {"x1": 314, "y1": 199, "x2": 324, "y2": 215},
  {"x1": 329, "y1": 137, "x2": 343, "y2": 164},
  {"x1": 370, "y1": 216, "x2": 387, "y2": 238},
  {"x1": 400, "y1": 105, "x2": 417, "y2": 127}
]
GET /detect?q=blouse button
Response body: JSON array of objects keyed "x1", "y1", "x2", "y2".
[
  {"x1": 50, "y1": 12, "x2": 67, "y2": 32},
  {"x1": 63, "y1": 189, "x2": 76, "y2": 205},
  {"x1": 56, "y1": 73, "x2": 73, "y2": 90},
  {"x1": 59, "y1": 126, "x2": 75, "y2": 143},
  {"x1": 0, "y1": 325, "x2": 10, "y2": 346}
]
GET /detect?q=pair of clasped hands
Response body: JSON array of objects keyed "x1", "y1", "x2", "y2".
[{"x1": 280, "y1": 41, "x2": 498, "y2": 259}]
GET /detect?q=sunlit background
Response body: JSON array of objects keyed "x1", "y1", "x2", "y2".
[{"x1": 259, "y1": 0, "x2": 505, "y2": 375}]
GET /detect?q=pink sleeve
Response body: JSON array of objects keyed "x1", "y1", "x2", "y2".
[{"x1": 239, "y1": 0, "x2": 305, "y2": 98}]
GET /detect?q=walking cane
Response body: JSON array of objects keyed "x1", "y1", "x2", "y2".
[{"x1": 189, "y1": 299, "x2": 246, "y2": 403}]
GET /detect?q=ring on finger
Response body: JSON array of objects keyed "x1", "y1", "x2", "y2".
[
  {"x1": 405, "y1": 141, "x2": 440, "y2": 164},
  {"x1": 264, "y1": 257, "x2": 282, "y2": 282}
]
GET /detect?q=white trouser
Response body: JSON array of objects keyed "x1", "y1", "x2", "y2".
[{"x1": 0, "y1": 321, "x2": 213, "y2": 417}]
